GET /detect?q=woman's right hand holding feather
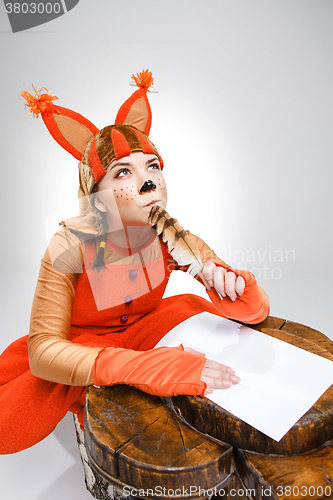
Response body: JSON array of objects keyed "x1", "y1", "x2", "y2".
[{"x1": 202, "y1": 261, "x2": 245, "y2": 301}]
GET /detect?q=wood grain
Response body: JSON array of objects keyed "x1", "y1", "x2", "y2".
[
  {"x1": 235, "y1": 441, "x2": 333, "y2": 500},
  {"x1": 85, "y1": 385, "x2": 232, "y2": 495}
]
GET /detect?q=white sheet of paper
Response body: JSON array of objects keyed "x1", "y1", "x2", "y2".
[{"x1": 155, "y1": 312, "x2": 333, "y2": 441}]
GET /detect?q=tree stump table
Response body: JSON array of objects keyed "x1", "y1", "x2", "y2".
[{"x1": 83, "y1": 316, "x2": 333, "y2": 500}]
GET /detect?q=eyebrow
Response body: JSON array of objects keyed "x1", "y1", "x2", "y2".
[
  {"x1": 109, "y1": 156, "x2": 159, "y2": 171},
  {"x1": 109, "y1": 161, "x2": 131, "y2": 171}
]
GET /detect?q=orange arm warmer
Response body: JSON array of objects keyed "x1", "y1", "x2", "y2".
[
  {"x1": 93, "y1": 345, "x2": 207, "y2": 397},
  {"x1": 206, "y1": 268, "x2": 270, "y2": 324},
  {"x1": 185, "y1": 232, "x2": 270, "y2": 324}
]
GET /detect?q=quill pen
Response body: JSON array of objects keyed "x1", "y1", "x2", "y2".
[{"x1": 148, "y1": 206, "x2": 225, "y2": 310}]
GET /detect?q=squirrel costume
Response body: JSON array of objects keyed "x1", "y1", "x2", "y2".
[{"x1": 0, "y1": 72, "x2": 269, "y2": 454}]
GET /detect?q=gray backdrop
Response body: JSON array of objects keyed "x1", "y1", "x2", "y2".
[{"x1": 0, "y1": 1, "x2": 332, "y2": 498}]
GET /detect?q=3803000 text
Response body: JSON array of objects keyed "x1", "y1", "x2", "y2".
[{"x1": 5, "y1": 3, "x2": 62, "y2": 14}]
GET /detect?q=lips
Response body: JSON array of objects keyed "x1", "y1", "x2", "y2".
[{"x1": 144, "y1": 200, "x2": 160, "y2": 207}]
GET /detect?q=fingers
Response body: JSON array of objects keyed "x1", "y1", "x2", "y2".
[
  {"x1": 235, "y1": 276, "x2": 245, "y2": 296},
  {"x1": 225, "y1": 271, "x2": 238, "y2": 301},
  {"x1": 201, "y1": 261, "x2": 216, "y2": 288},
  {"x1": 202, "y1": 372, "x2": 241, "y2": 390},
  {"x1": 213, "y1": 266, "x2": 226, "y2": 297},
  {"x1": 202, "y1": 358, "x2": 241, "y2": 392},
  {"x1": 202, "y1": 261, "x2": 245, "y2": 301},
  {"x1": 182, "y1": 346, "x2": 241, "y2": 394},
  {"x1": 215, "y1": 268, "x2": 241, "y2": 301},
  {"x1": 203, "y1": 358, "x2": 235, "y2": 373}
]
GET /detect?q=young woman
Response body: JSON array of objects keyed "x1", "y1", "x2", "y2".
[{"x1": 0, "y1": 71, "x2": 270, "y2": 455}]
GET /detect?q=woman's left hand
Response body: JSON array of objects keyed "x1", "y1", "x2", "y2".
[
  {"x1": 183, "y1": 346, "x2": 241, "y2": 394},
  {"x1": 202, "y1": 261, "x2": 245, "y2": 301}
]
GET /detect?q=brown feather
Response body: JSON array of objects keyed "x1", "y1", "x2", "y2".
[
  {"x1": 149, "y1": 206, "x2": 228, "y2": 314},
  {"x1": 148, "y1": 206, "x2": 206, "y2": 280}
]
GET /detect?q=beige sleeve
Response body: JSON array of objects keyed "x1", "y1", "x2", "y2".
[
  {"x1": 28, "y1": 228, "x2": 102, "y2": 386},
  {"x1": 185, "y1": 232, "x2": 270, "y2": 309}
]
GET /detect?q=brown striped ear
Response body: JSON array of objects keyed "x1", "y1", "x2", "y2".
[
  {"x1": 114, "y1": 88, "x2": 151, "y2": 135},
  {"x1": 21, "y1": 87, "x2": 99, "y2": 160},
  {"x1": 42, "y1": 105, "x2": 99, "y2": 160},
  {"x1": 114, "y1": 70, "x2": 154, "y2": 135}
]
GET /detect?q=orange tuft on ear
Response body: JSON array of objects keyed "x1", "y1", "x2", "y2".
[
  {"x1": 21, "y1": 85, "x2": 99, "y2": 161},
  {"x1": 115, "y1": 70, "x2": 154, "y2": 135},
  {"x1": 20, "y1": 86, "x2": 59, "y2": 118},
  {"x1": 131, "y1": 70, "x2": 154, "y2": 91}
]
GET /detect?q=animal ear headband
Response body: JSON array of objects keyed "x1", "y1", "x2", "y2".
[{"x1": 21, "y1": 70, "x2": 163, "y2": 195}]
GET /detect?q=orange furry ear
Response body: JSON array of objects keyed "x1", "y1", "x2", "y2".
[
  {"x1": 21, "y1": 87, "x2": 99, "y2": 160},
  {"x1": 42, "y1": 105, "x2": 98, "y2": 160},
  {"x1": 114, "y1": 70, "x2": 154, "y2": 135}
]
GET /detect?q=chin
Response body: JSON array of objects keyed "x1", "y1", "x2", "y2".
[{"x1": 157, "y1": 199, "x2": 167, "y2": 210}]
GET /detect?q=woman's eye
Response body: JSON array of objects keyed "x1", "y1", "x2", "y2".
[
  {"x1": 148, "y1": 163, "x2": 160, "y2": 171},
  {"x1": 115, "y1": 168, "x2": 130, "y2": 178}
]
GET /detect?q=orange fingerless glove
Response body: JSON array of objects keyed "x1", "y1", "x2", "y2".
[
  {"x1": 93, "y1": 345, "x2": 207, "y2": 397},
  {"x1": 207, "y1": 267, "x2": 269, "y2": 324}
]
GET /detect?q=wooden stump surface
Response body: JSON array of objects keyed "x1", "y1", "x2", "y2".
[
  {"x1": 85, "y1": 385, "x2": 232, "y2": 496},
  {"x1": 85, "y1": 317, "x2": 333, "y2": 499}
]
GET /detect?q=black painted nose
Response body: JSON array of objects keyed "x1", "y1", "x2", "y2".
[{"x1": 140, "y1": 180, "x2": 156, "y2": 193}]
